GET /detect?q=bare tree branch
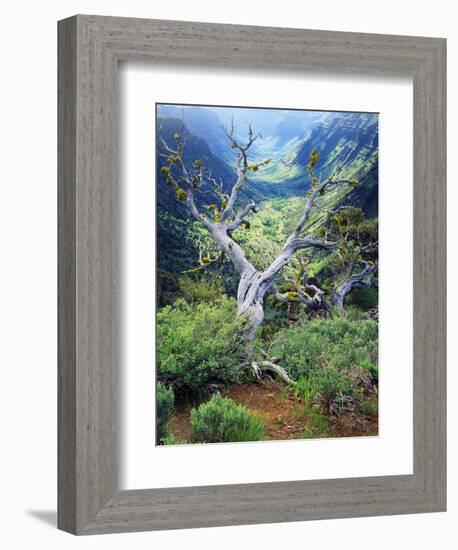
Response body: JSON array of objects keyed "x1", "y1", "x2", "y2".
[
  {"x1": 333, "y1": 260, "x2": 378, "y2": 311},
  {"x1": 289, "y1": 179, "x2": 357, "y2": 241},
  {"x1": 158, "y1": 135, "x2": 177, "y2": 155},
  {"x1": 257, "y1": 361, "x2": 296, "y2": 385},
  {"x1": 220, "y1": 122, "x2": 267, "y2": 222},
  {"x1": 226, "y1": 201, "x2": 257, "y2": 232}
]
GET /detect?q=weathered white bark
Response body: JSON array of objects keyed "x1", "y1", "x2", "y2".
[
  {"x1": 236, "y1": 358, "x2": 297, "y2": 385},
  {"x1": 253, "y1": 361, "x2": 297, "y2": 385},
  {"x1": 233, "y1": 233, "x2": 336, "y2": 338},
  {"x1": 332, "y1": 261, "x2": 378, "y2": 311},
  {"x1": 271, "y1": 281, "x2": 331, "y2": 320}
]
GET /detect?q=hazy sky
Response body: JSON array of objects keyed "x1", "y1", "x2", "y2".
[{"x1": 157, "y1": 103, "x2": 378, "y2": 141}]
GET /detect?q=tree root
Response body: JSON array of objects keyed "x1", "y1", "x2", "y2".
[
  {"x1": 258, "y1": 361, "x2": 297, "y2": 385},
  {"x1": 236, "y1": 359, "x2": 296, "y2": 386}
]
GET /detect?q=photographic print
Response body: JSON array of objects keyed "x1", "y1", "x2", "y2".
[{"x1": 156, "y1": 103, "x2": 378, "y2": 445}]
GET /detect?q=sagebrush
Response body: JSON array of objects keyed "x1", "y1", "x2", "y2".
[{"x1": 190, "y1": 394, "x2": 266, "y2": 443}]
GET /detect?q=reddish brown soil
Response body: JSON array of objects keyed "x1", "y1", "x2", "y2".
[
  {"x1": 168, "y1": 381, "x2": 378, "y2": 442},
  {"x1": 331, "y1": 400, "x2": 378, "y2": 438}
]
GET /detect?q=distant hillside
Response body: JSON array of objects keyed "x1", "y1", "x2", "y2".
[
  {"x1": 299, "y1": 112, "x2": 378, "y2": 218},
  {"x1": 271, "y1": 109, "x2": 325, "y2": 147},
  {"x1": 293, "y1": 112, "x2": 378, "y2": 181},
  {"x1": 157, "y1": 105, "x2": 233, "y2": 162},
  {"x1": 157, "y1": 104, "x2": 328, "y2": 160},
  {"x1": 252, "y1": 112, "x2": 378, "y2": 218}
]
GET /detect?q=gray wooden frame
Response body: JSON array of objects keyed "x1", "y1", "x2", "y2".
[{"x1": 58, "y1": 14, "x2": 446, "y2": 535}]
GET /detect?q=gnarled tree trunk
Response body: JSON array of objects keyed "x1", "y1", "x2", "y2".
[
  {"x1": 237, "y1": 269, "x2": 266, "y2": 339},
  {"x1": 332, "y1": 261, "x2": 378, "y2": 312}
]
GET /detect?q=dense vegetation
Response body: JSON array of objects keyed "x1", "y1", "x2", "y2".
[
  {"x1": 190, "y1": 395, "x2": 266, "y2": 443},
  {"x1": 157, "y1": 297, "x2": 245, "y2": 399},
  {"x1": 155, "y1": 105, "x2": 379, "y2": 444}
]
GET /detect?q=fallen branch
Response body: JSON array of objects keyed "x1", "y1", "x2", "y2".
[
  {"x1": 258, "y1": 360, "x2": 297, "y2": 386},
  {"x1": 235, "y1": 357, "x2": 296, "y2": 386}
]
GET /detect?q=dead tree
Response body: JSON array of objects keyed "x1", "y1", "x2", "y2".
[{"x1": 160, "y1": 125, "x2": 357, "y2": 339}]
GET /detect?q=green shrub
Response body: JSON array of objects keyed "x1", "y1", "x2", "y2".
[
  {"x1": 190, "y1": 394, "x2": 266, "y2": 443},
  {"x1": 162, "y1": 433, "x2": 188, "y2": 445},
  {"x1": 294, "y1": 377, "x2": 321, "y2": 407},
  {"x1": 303, "y1": 408, "x2": 331, "y2": 438},
  {"x1": 360, "y1": 399, "x2": 378, "y2": 417},
  {"x1": 268, "y1": 319, "x2": 377, "y2": 414},
  {"x1": 294, "y1": 369, "x2": 353, "y2": 415},
  {"x1": 157, "y1": 297, "x2": 246, "y2": 399},
  {"x1": 359, "y1": 358, "x2": 379, "y2": 383},
  {"x1": 312, "y1": 367, "x2": 354, "y2": 413},
  {"x1": 178, "y1": 275, "x2": 224, "y2": 304},
  {"x1": 156, "y1": 382, "x2": 175, "y2": 444},
  {"x1": 343, "y1": 305, "x2": 366, "y2": 321},
  {"x1": 269, "y1": 318, "x2": 378, "y2": 380}
]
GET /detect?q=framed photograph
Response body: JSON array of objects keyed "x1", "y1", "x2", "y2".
[
  {"x1": 153, "y1": 102, "x2": 380, "y2": 446},
  {"x1": 58, "y1": 15, "x2": 446, "y2": 535}
]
